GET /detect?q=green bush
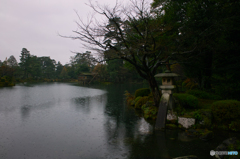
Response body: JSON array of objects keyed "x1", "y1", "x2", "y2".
[
  {"x1": 173, "y1": 93, "x2": 198, "y2": 108},
  {"x1": 229, "y1": 120, "x2": 240, "y2": 132},
  {"x1": 0, "y1": 77, "x2": 15, "y2": 87},
  {"x1": 135, "y1": 96, "x2": 149, "y2": 109},
  {"x1": 135, "y1": 96, "x2": 142, "y2": 103},
  {"x1": 211, "y1": 100, "x2": 240, "y2": 123},
  {"x1": 135, "y1": 88, "x2": 150, "y2": 98},
  {"x1": 187, "y1": 90, "x2": 222, "y2": 100},
  {"x1": 124, "y1": 90, "x2": 135, "y2": 106},
  {"x1": 142, "y1": 101, "x2": 158, "y2": 120},
  {"x1": 1, "y1": 77, "x2": 5, "y2": 82}
]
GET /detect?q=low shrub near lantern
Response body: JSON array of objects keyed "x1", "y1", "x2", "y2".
[
  {"x1": 173, "y1": 93, "x2": 198, "y2": 108},
  {"x1": 134, "y1": 88, "x2": 151, "y2": 98}
]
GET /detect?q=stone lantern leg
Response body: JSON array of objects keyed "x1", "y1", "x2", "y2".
[{"x1": 154, "y1": 70, "x2": 179, "y2": 130}]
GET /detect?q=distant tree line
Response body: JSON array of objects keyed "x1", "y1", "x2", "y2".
[{"x1": 0, "y1": 48, "x2": 143, "y2": 86}]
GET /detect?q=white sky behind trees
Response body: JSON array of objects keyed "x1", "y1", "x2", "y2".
[{"x1": 0, "y1": 0, "x2": 122, "y2": 65}]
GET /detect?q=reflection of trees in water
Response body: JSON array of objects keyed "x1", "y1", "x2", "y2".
[
  {"x1": 73, "y1": 97, "x2": 90, "y2": 113},
  {"x1": 102, "y1": 84, "x2": 186, "y2": 158},
  {"x1": 72, "y1": 94, "x2": 107, "y2": 114},
  {"x1": 20, "y1": 103, "x2": 52, "y2": 120},
  {"x1": 103, "y1": 84, "x2": 151, "y2": 157},
  {"x1": 125, "y1": 131, "x2": 171, "y2": 159},
  {"x1": 21, "y1": 105, "x2": 31, "y2": 119}
]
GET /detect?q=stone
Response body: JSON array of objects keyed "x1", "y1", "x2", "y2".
[
  {"x1": 167, "y1": 110, "x2": 178, "y2": 124},
  {"x1": 214, "y1": 137, "x2": 238, "y2": 159},
  {"x1": 216, "y1": 144, "x2": 227, "y2": 151},
  {"x1": 178, "y1": 117, "x2": 195, "y2": 129},
  {"x1": 167, "y1": 110, "x2": 177, "y2": 120},
  {"x1": 222, "y1": 137, "x2": 237, "y2": 146},
  {"x1": 199, "y1": 131, "x2": 214, "y2": 141}
]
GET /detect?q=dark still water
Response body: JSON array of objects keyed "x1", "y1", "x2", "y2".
[{"x1": 0, "y1": 83, "x2": 238, "y2": 159}]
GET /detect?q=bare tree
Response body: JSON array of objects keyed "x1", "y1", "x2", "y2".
[{"x1": 62, "y1": 0, "x2": 177, "y2": 106}]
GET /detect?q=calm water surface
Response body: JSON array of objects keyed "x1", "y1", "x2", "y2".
[{"x1": 0, "y1": 82, "x2": 238, "y2": 159}]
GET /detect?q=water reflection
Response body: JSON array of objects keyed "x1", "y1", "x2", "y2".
[
  {"x1": 73, "y1": 97, "x2": 90, "y2": 112},
  {"x1": 136, "y1": 118, "x2": 153, "y2": 135},
  {"x1": 0, "y1": 83, "x2": 240, "y2": 159},
  {"x1": 72, "y1": 94, "x2": 107, "y2": 113},
  {"x1": 21, "y1": 105, "x2": 31, "y2": 119}
]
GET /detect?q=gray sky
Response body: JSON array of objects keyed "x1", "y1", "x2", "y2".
[{"x1": 0, "y1": 0, "x2": 119, "y2": 65}]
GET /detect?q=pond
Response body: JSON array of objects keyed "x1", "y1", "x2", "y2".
[{"x1": 0, "y1": 82, "x2": 238, "y2": 159}]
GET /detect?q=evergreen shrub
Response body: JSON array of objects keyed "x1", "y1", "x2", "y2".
[
  {"x1": 173, "y1": 93, "x2": 198, "y2": 108},
  {"x1": 124, "y1": 90, "x2": 135, "y2": 106},
  {"x1": 229, "y1": 120, "x2": 240, "y2": 132},
  {"x1": 141, "y1": 101, "x2": 158, "y2": 120},
  {"x1": 135, "y1": 96, "x2": 148, "y2": 109},
  {"x1": 211, "y1": 100, "x2": 240, "y2": 123},
  {"x1": 135, "y1": 96, "x2": 142, "y2": 103},
  {"x1": 135, "y1": 88, "x2": 150, "y2": 98},
  {"x1": 187, "y1": 90, "x2": 222, "y2": 100}
]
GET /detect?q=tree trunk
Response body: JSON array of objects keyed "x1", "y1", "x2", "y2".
[{"x1": 148, "y1": 74, "x2": 161, "y2": 107}]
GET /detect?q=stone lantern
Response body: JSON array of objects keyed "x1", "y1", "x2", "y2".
[
  {"x1": 154, "y1": 70, "x2": 179, "y2": 130},
  {"x1": 155, "y1": 70, "x2": 179, "y2": 100}
]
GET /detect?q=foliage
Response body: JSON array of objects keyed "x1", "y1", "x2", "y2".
[
  {"x1": 212, "y1": 74, "x2": 240, "y2": 100},
  {"x1": 198, "y1": 99, "x2": 217, "y2": 109},
  {"x1": 141, "y1": 101, "x2": 158, "y2": 120},
  {"x1": 60, "y1": 66, "x2": 69, "y2": 79},
  {"x1": 38, "y1": 56, "x2": 56, "y2": 79},
  {"x1": 19, "y1": 48, "x2": 30, "y2": 78},
  {"x1": 187, "y1": 90, "x2": 222, "y2": 100},
  {"x1": 0, "y1": 76, "x2": 15, "y2": 87},
  {"x1": 211, "y1": 100, "x2": 240, "y2": 123},
  {"x1": 123, "y1": 61, "x2": 143, "y2": 82},
  {"x1": 107, "y1": 59, "x2": 124, "y2": 82},
  {"x1": 28, "y1": 56, "x2": 42, "y2": 79},
  {"x1": 225, "y1": 140, "x2": 240, "y2": 159},
  {"x1": 193, "y1": 110, "x2": 203, "y2": 123},
  {"x1": 92, "y1": 63, "x2": 108, "y2": 81},
  {"x1": 65, "y1": 0, "x2": 184, "y2": 106},
  {"x1": 124, "y1": 90, "x2": 135, "y2": 106},
  {"x1": 152, "y1": 0, "x2": 240, "y2": 94},
  {"x1": 134, "y1": 96, "x2": 142, "y2": 103},
  {"x1": 229, "y1": 120, "x2": 240, "y2": 132},
  {"x1": 173, "y1": 93, "x2": 199, "y2": 108},
  {"x1": 55, "y1": 62, "x2": 63, "y2": 78},
  {"x1": 135, "y1": 96, "x2": 149, "y2": 109},
  {"x1": 182, "y1": 78, "x2": 198, "y2": 90},
  {"x1": 134, "y1": 88, "x2": 151, "y2": 98},
  {"x1": 7, "y1": 55, "x2": 18, "y2": 67}
]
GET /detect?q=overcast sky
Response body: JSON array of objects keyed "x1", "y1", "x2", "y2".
[{"x1": 0, "y1": 0, "x2": 121, "y2": 65}]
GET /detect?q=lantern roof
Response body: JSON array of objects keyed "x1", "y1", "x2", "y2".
[{"x1": 154, "y1": 70, "x2": 179, "y2": 78}]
